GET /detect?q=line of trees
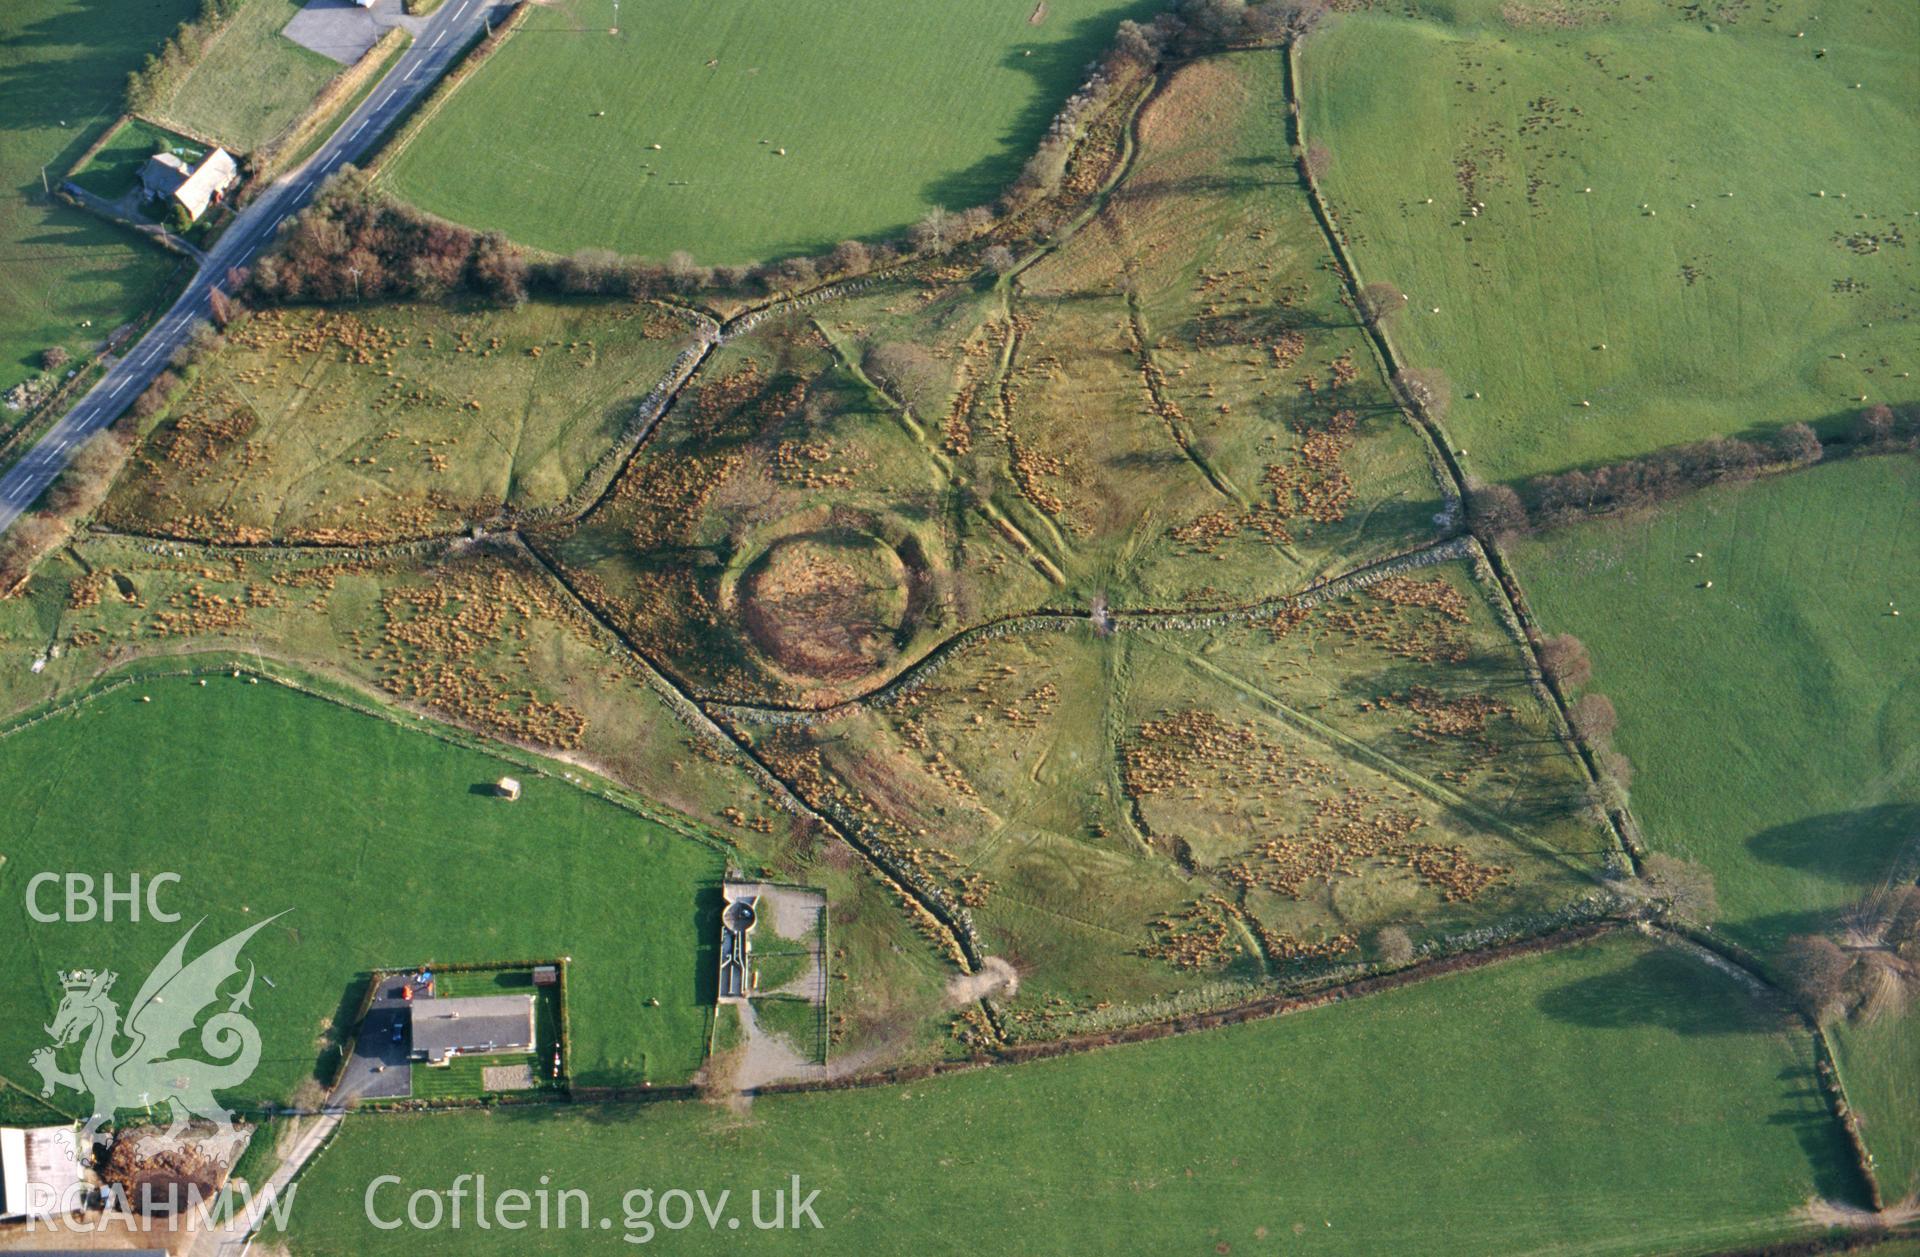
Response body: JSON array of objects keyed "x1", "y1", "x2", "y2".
[
  {"x1": 0, "y1": 426, "x2": 138, "y2": 595},
  {"x1": 241, "y1": 1, "x2": 1339, "y2": 314},
  {"x1": 1531, "y1": 630, "x2": 1634, "y2": 807},
  {"x1": 245, "y1": 168, "x2": 922, "y2": 308},
  {"x1": 124, "y1": 0, "x2": 247, "y2": 115},
  {"x1": 1469, "y1": 422, "x2": 1829, "y2": 537}
]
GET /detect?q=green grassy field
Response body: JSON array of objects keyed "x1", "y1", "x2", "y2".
[
  {"x1": 1512, "y1": 458, "x2": 1919, "y2": 1205},
  {"x1": 381, "y1": 0, "x2": 1158, "y2": 264},
  {"x1": 149, "y1": 0, "x2": 338, "y2": 153},
  {"x1": 69, "y1": 116, "x2": 205, "y2": 199},
  {"x1": 0, "y1": 673, "x2": 724, "y2": 1104},
  {"x1": 281, "y1": 933, "x2": 1852, "y2": 1254},
  {"x1": 0, "y1": 0, "x2": 196, "y2": 396},
  {"x1": 1512, "y1": 458, "x2": 1918, "y2": 955},
  {"x1": 1299, "y1": 0, "x2": 1920, "y2": 483},
  {"x1": 1831, "y1": 1007, "x2": 1920, "y2": 1203}
]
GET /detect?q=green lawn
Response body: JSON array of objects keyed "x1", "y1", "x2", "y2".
[
  {"x1": 69, "y1": 115, "x2": 205, "y2": 198},
  {"x1": 1298, "y1": 0, "x2": 1920, "y2": 483},
  {"x1": 0, "y1": 0, "x2": 197, "y2": 396},
  {"x1": 150, "y1": 0, "x2": 338, "y2": 153},
  {"x1": 282, "y1": 934, "x2": 1852, "y2": 1254},
  {"x1": 382, "y1": 0, "x2": 1158, "y2": 265},
  {"x1": 0, "y1": 672, "x2": 724, "y2": 1106}
]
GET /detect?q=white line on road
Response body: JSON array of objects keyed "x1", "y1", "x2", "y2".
[
  {"x1": 109, "y1": 379, "x2": 131, "y2": 400},
  {"x1": 349, "y1": 118, "x2": 370, "y2": 139},
  {"x1": 428, "y1": 29, "x2": 446, "y2": 48}
]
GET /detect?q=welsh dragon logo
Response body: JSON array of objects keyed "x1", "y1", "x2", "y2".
[{"x1": 30, "y1": 915, "x2": 283, "y2": 1162}]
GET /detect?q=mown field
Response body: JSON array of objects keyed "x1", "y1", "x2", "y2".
[
  {"x1": 101, "y1": 299, "x2": 702, "y2": 543},
  {"x1": 0, "y1": 0, "x2": 196, "y2": 396},
  {"x1": 1299, "y1": 0, "x2": 1920, "y2": 483},
  {"x1": 280, "y1": 933, "x2": 1852, "y2": 1255},
  {"x1": 0, "y1": 674, "x2": 723, "y2": 1101},
  {"x1": 381, "y1": 0, "x2": 1159, "y2": 264},
  {"x1": 1512, "y1": 456, "x2": 1919, "y2": 1195},
  {"x1": 146, "y1": 0, "x2": 337, "y2": 153}
]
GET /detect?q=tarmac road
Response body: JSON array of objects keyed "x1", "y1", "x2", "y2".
[{"x1": 0, "y1": 0, "x2": 510, "y2": 536}]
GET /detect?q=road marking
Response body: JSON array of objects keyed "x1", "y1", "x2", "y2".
[
  {"x1": 428, "y1": 29, "x2": 445, "y2": 49},
  {"x1": 109, "y1": 379, "x2": 131, "y2": 400},
  {"x1": 349, "y1": 118, "x2": 370, "y2": 139},
  {"x1": 274, "y1": 213, "x2": 290, "y2": 231}
]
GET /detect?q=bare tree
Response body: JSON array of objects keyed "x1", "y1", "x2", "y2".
[
  {"x1": 1538, "y1": 633, "x2": 1592, "y2": 692},
  {"x1": 1639, "y1": 853, "x2": 1718, "y2": 925},
  {"x1": 1466, "y1": 483, "x2": 1528, "y2": 537},
  {"x1": 39, "y1": 346, "x2": 70, "y2": 373},
  {"x1": 982, "y1": 245, "x2": 1018, "y2": 276},
  {"x1": 864, "y1": 342, "x2": 946, "y2": 414},
  {"x1": 1780, "y1": 934, "x2": 1853, "y2": 1022},
  {"x1": 1568, "y1": 692, "x2": 1618, "y2": 744},
  {"x1": 1356, "y1": 281, "x2": 1406, "y2": 327},
  {"x1": 909, "y1": 208, "x2": 954, "y2": 255},
  {"x1": 829, "y1": 240, "x2": 872, "y2": 276},
  {"x1": 0, "y1": 515, "x2": 66, "y2": 594}
]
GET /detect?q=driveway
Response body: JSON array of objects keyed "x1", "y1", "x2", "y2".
[
  {"x1": 284, "y1": 0, "x2": 423, "y2": 65},
  {"x1": 332, "y1": 974, "x2": 415, "y2": 1102}
]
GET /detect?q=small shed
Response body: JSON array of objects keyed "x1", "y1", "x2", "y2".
[
  {"x1": 533, "y1": 964, "x2": 559, "y2": 986},
  {"x1": 496, "y1": 777, "x2": 521, "y2": 801}
]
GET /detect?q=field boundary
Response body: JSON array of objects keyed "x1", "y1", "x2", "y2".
[{"x1": 1283, "y1": 39, "x2": 1889, "y2": 1211}]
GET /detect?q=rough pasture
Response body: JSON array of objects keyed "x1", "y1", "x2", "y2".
[{"x1": 101, "y1": 301, "x2": 702, "y2": 544}]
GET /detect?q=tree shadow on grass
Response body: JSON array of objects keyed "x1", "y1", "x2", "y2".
[
  {"x1": 1535, "y1": 949, "x2": 1779, "y2": 1037},
  {"x1": 1747, "y1": 804, "x2": 1920, "y2": 890}
]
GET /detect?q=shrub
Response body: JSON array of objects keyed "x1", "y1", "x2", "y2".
[
  {"x1": 1780, "y1": 935, "x2": 1852, "y2": 1022},
  {"x1": 1373, "y1": 926, "x2": 1414, "y2": 967},
  {"x1": 1537, "y1": 633, "x2": 1592, "y2": 692},
  {"x1": 1466, "y1": 483, "x2": 1527, "y2": 536},
  {"x1": 39, "y1": 346, "x2": 71, "y2": 373},
  {"x1": 1568, "y1": 693, "x2": 1618, "y2": 743},
  {"x1": 1638, "y1": 853, "x2": 1718, "y2": 925},
  {"x1": 1395, "y1": 367, "x2": 1450, "y2": 421}
]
